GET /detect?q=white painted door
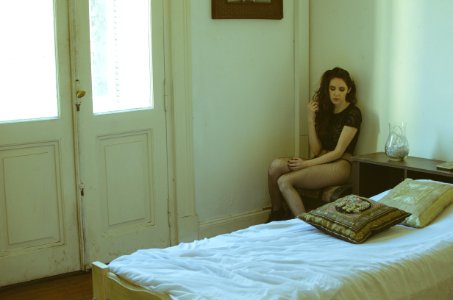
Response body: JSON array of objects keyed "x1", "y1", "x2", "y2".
[
  {"x1": 0, "y1": 0, "x2": 80, "y2": 286},
  {"x1": 73, "y1": 0, "x2": 170, "y2": 264}
]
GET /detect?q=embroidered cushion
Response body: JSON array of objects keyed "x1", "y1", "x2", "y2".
[
  {"x1": 298, "y1": 195, "x2": 410, "y2": 244},
  {"x1": 379, "y1": 179, "x2": 453, "y2": 228}
]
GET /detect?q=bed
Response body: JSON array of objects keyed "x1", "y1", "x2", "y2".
[{"x1": 92, "y1": 180, "x2": 453, "y2": 300}]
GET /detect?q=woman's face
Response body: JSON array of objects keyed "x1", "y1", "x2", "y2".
[{"x1": 328, "y1": 77, "x2": 350, "y2": 107}]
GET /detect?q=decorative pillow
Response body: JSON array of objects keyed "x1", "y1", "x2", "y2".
[
  {"x1": 298, "y1": 195, "x2": 410, "y2": 244},
  {"x1": 379, "y1": 178, "x2": 453, "y2": 228}
]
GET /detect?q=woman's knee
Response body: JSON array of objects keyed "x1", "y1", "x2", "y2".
[
  {"x1": 277, "y1": 174, "x2": 294, "y2": 192},
  {"x1": 268, "y1": 158, "x2": 289, "y2": 178}
]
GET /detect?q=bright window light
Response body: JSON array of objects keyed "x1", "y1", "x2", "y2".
[
  {"x1": 89, "y1": 0, "x2": 153, "y2": 114},
  {"x1": 0, "y1": 0, "x2": 58, "y2": 123}
]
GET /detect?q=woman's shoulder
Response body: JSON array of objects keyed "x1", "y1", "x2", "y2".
[
  {"x1": 345, "y1": 104, "x2": 362, "y2": 117},
  {"x1": 347, "y1": 103, "x2": 361, "y2": 113},
  {"x1": 341, "y1": 104, "x2": 362, "y2": 126}
]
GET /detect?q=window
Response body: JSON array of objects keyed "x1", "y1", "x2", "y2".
[
  {"x1": 89, "y1": 0, "x2": 153, "y2": 114},
  {"x1": 0, "y1": 0, "x2": 58, "y2": 123}
]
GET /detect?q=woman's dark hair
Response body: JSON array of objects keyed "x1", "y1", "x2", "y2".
[{"x1": 312, "y1": 67, "x2": 357, "y2": 139}]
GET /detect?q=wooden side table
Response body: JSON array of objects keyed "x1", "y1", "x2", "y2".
[{"x1": 352, "y1": 152, "x2": 453, "y2": 197}]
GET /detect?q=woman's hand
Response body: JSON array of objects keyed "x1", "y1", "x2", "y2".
[
  {"x1": 288, "y1": 157, "x2": 305, "y2": 171},
  {"x1": 307, "y1": 100, "x2": 318, "y2": 122}
]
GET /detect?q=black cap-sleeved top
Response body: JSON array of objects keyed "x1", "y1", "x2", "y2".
[{"x1": 319, "y1": 104, "x2": 362, "y2": 155}]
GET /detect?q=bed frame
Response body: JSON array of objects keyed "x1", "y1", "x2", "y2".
[
  {"x1": 92, "y1": 261, "x2": 169, "y2": 300},
  {"x1": 92, "y1": 258, "x2": 453, "y2": 300}
]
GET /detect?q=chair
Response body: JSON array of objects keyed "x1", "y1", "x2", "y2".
[{"x1": 298, "y1": 184, "x2": 352, "y2": 211}]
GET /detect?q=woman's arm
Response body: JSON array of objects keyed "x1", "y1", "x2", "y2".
[
  {"x1": 288, "y1": 125, "x2": 358, "y2": 171},
  {"x1": 307, "y1": 101, "x2": 322, "y2": 156}
]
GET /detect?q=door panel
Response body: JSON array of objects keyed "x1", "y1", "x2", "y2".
[
  {"x1": 1, "y1": 143, "x2": 63, "y2": 249},
  {"x1": 74, "y1": 0, "x2": 170, "y2": 264},
  {"x1": 0, "y1": 0, "x2": 80, "y2": 286},
  {"x1": 98, "y1": 130, "x2": 156, "y2": 228}
]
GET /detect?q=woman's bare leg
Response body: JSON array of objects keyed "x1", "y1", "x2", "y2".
[
  {"x1": 268, "y1": 158, "x2": 291, "y2": 213},
  {"x1": 278, "y1": 160, "x2": 351, "y2": 216}
]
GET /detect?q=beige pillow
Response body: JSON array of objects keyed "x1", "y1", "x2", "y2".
[
  {"x1": 298, "y1": 195, "x2": 409, "y2": 244},
  {"x1": 379, "y1": 179, "x2": 453, "y2": 228}
]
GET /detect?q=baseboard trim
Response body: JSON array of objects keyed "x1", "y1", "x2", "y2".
[{"x1": 199, "y1": 209, "x2": 270, "y2": 239}]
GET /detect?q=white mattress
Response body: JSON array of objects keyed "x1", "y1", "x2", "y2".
[{"x1": 109, "y1": 191, "x2": 453, "y2": 299}]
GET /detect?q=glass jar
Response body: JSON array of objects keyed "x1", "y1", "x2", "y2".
[{"x1": 385, "y1": 122, "x2": 409, "y2": 161}]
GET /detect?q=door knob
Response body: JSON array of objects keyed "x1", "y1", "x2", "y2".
[{"x1": 76, "y1": 90, "x2": 86, "y2": 98}]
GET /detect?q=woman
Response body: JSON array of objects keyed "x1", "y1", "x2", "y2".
[{"x1": 268, "y1": 67, "x2": 362, "y2": 220}]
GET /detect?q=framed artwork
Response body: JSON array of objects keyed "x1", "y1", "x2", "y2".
[{"x1": 211, "y1": 0, "x2": 283, "y2": 20}]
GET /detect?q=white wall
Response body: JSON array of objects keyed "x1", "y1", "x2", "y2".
[
  {"x1": 190, "y1": 0, "x2": 303, "y2": 232},
  {"x1": 186, "y1": 0, "x2": 453, "y2": 237},
  {"x1": 310, "y1": 0, "x2": 453, "y2": 160}
]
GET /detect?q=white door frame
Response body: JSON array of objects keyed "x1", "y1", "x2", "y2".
[{"x1": 166, "y1": 0, "x2": 199, "y2": 244}]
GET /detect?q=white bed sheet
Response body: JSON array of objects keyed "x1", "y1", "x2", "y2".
[{"x1": 109, "y1": 191, "x2": 453, "y2": 300}]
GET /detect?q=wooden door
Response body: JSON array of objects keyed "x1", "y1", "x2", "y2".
[
  {"x1": 0, "y1": 0, "x2": 80, "y2": 286},
  {"x1": 73, "y1": 0, "x2": 170, "y2": 265}
]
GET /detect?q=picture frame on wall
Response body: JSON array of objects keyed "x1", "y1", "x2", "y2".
[{"x1": 211, "y1": 0, "x2": 283, "y2": 20}]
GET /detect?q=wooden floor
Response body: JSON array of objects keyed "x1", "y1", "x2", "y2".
[{"x1": 0, "y1": 271, "x2": 92, "y2": 300}]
